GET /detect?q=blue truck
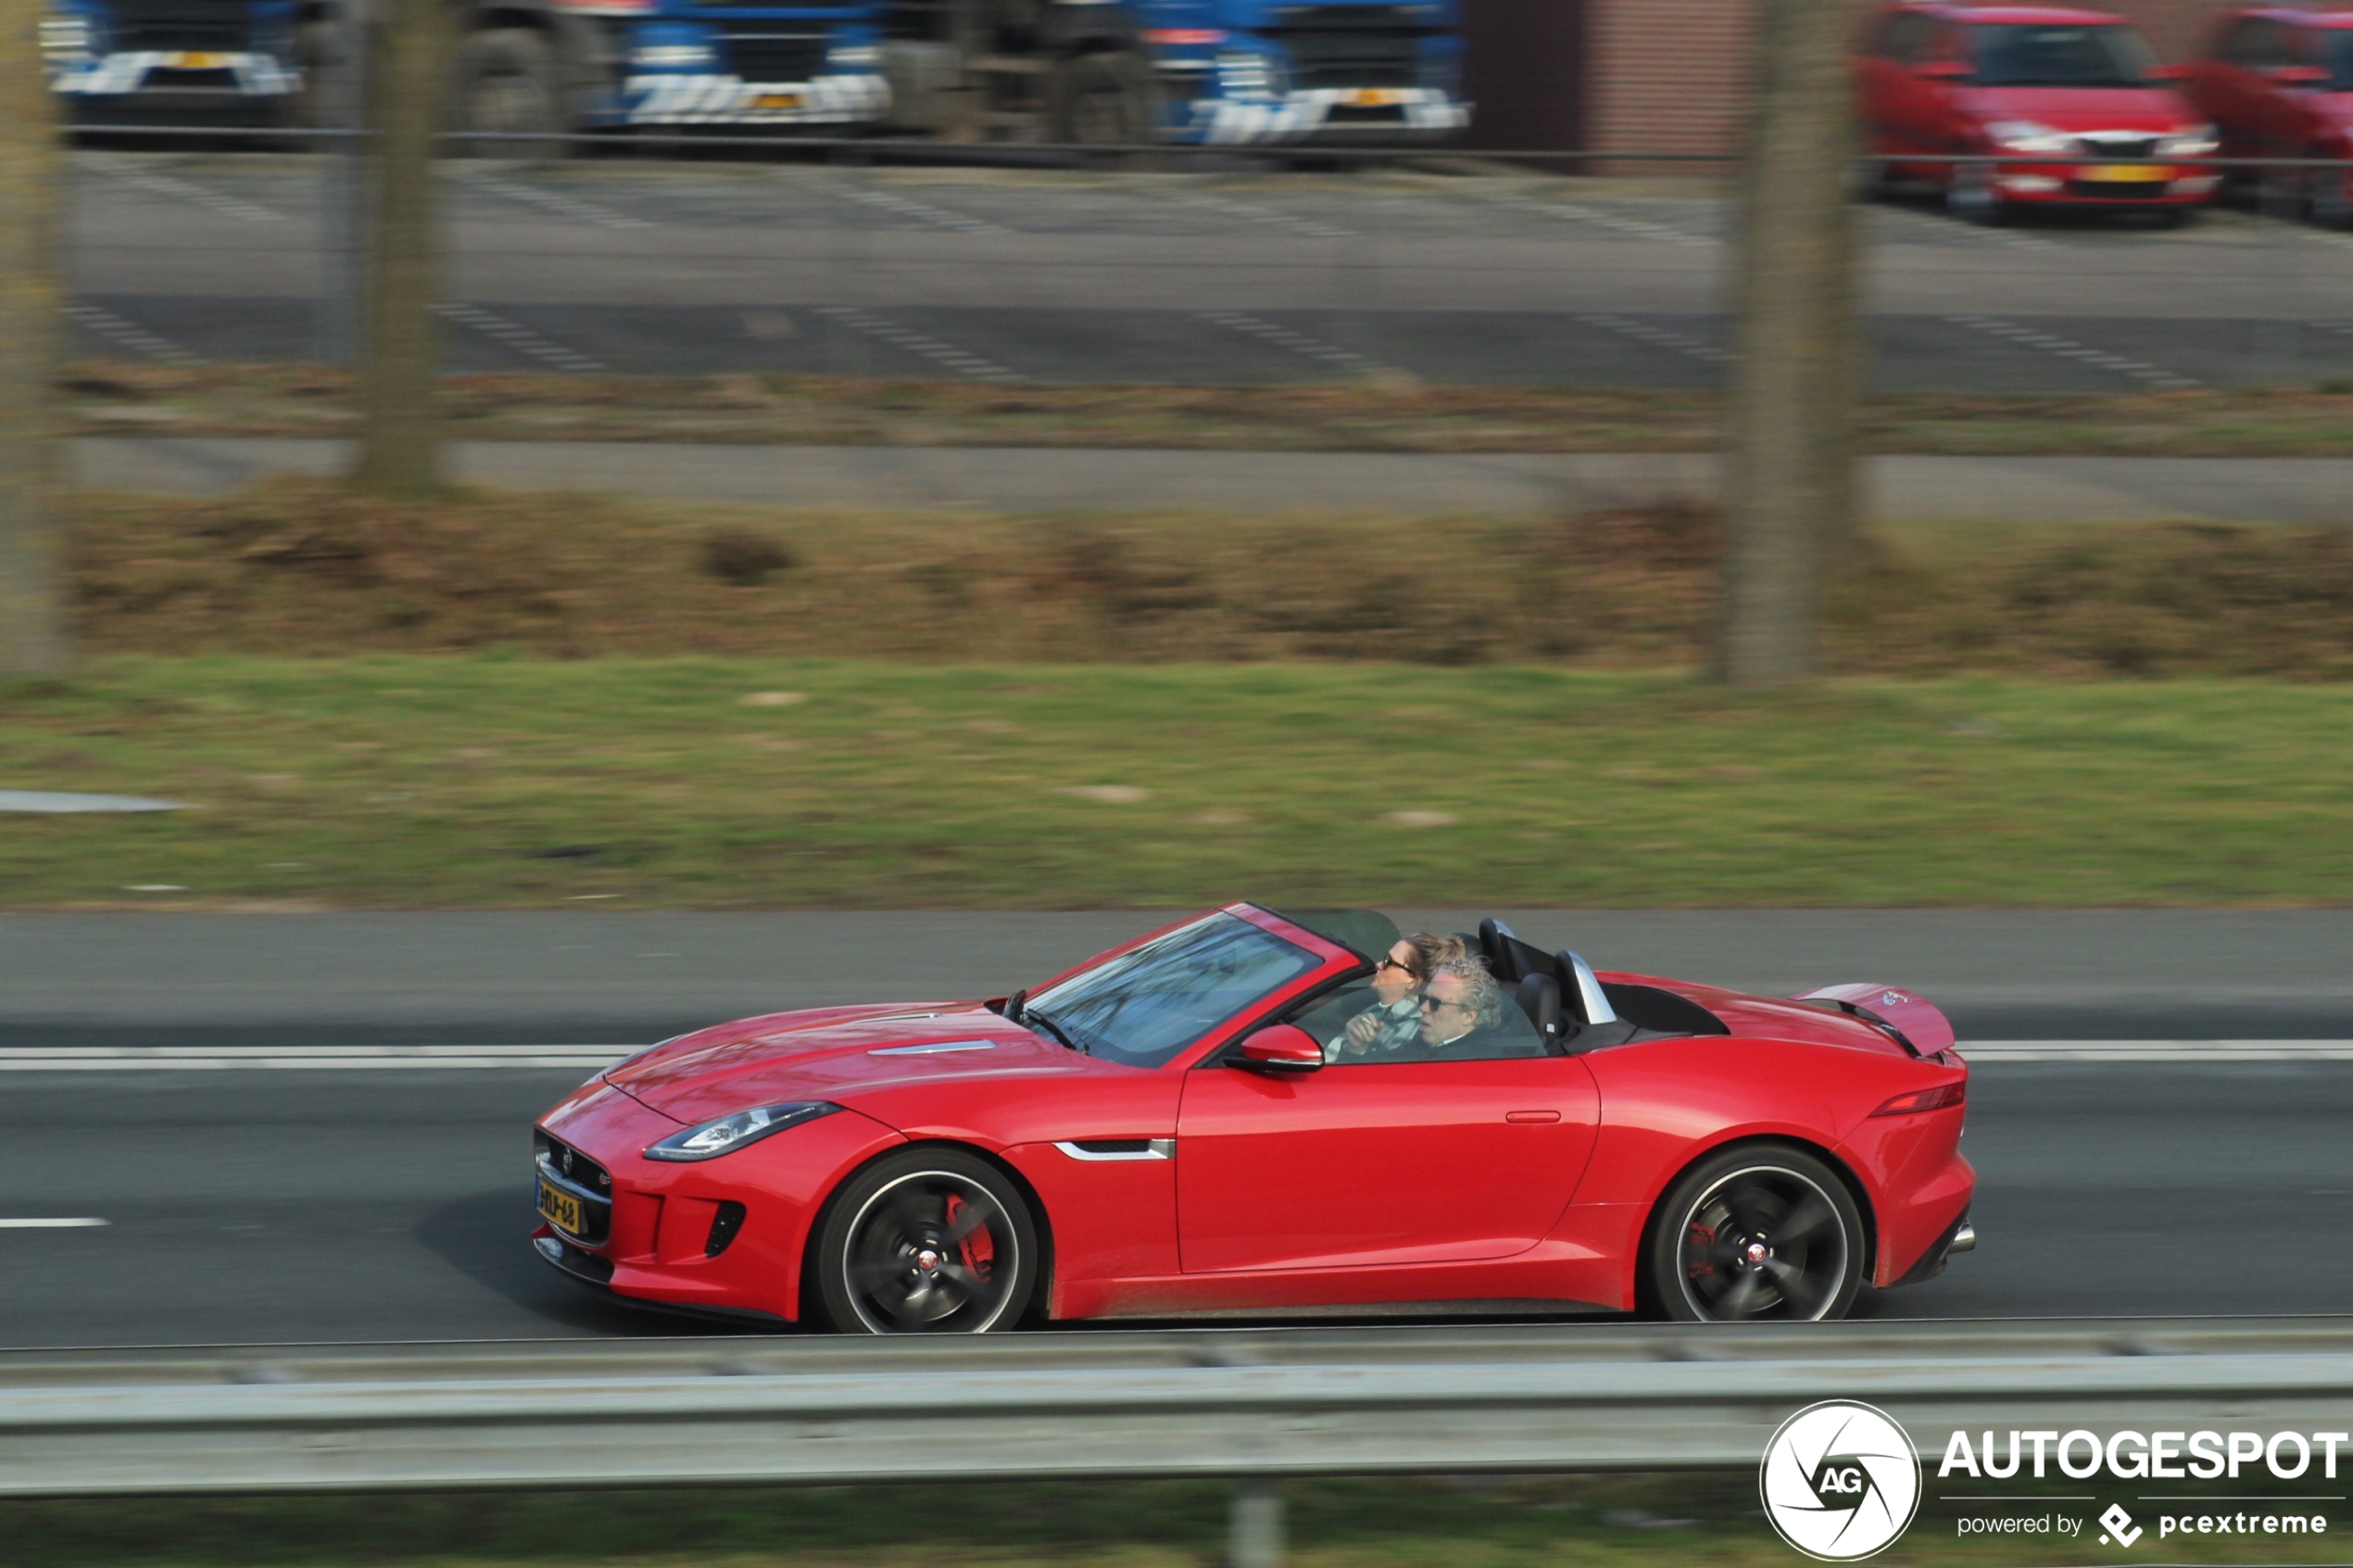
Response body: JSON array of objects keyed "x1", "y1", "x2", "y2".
[
  {"x1": 875, "y1": 0, "x2": 1470, "y2": 145},
  {"x1": 43, "y1": 0, "x2": 1467, "y2": 145},
  {"x1": 43, "y1": 0, "x2": 307, "y2": 126}
]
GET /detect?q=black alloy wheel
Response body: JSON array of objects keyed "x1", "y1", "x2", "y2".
[
  {"x1": 1646, "y1": 1145, "x2": 1866, "y2": 1323},
  {"x1": 813, "y1": 1148, "x2": 1038, "y2": 1334}
]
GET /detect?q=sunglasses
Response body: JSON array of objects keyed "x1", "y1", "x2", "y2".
[
  {"x1": 1418, "y1": 993, "x2": 1469, "y2": 1011},
  {"x1": 1375, "y1": 956, "x2": 1418, "y2": 976}
]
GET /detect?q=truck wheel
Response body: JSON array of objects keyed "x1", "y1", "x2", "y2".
[
  {"x1": 1048, "y1": 52, "x2": 1160, "y2": 151},
  {"x1": 455, "y1": 27, "x2": 567, "y2": 158},
  {"x1": 285, "y1": 19, "x2": 346, "y2": 132}
]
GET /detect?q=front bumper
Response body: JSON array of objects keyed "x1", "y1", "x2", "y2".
[
  {"x1": 1189, "y1": 87, "x2": 1467, "y2": 146},
  {"x1": 1991, "y1": 165, "x2": 2217, "y2": 206},
  {"x1": 55, "y1": 52, "x2": 298, "y2": 101},
  {"x1": 534, "y1": 1083, "x2": 904, "y2": 1322},
  {"x1": 618, "y1": 70, "x2": 889, "y2": 127}
]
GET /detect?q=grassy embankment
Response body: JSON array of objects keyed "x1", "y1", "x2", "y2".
[
  {"x1": 5, "y1": 1475, "x2": 2347, "y2": 1568},
  {"x1": 64, "y1": 363, "x2": 2353, "y2": 456},
  {"x1": 9, "y1": 481, "x2": 2347, "y2": 909}
]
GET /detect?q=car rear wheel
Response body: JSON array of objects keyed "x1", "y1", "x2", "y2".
[
  {"x1": 1646, "y1": 1145, "x2": 1865, "y2": 1323},
  {"x1": 812, "y1": 1148, "x2": 1038, "y2": 1334}
]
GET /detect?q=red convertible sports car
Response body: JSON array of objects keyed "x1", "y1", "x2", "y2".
[{"x1": 534, "y1": 905, "x2": 1976, "y2": 1331}]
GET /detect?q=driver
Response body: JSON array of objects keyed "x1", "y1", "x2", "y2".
[
  {"x1": 1416, "y1": 958, "x2": 1510, "y2": 1058},
  {"x1": 1329, "y1": 933, "x2": 1466, "y2": 1060}
]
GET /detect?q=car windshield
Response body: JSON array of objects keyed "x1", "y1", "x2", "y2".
[
  {"x1": 2329, "y1": 32, "x2": 2353, "y2": 92},
  {"x1": 1970, "y1": 23, "x2": 2158, "y2": 87},
  {"x1": 1026, "y1": 911, "x2": 1323, "y2": 1070}
]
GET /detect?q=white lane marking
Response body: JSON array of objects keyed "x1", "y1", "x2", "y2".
[
  {"x1": 1945, "y1": 314, "x2": 2201, "y2": 389},
  {"x1": 0, "y1": 1218, "x2": 109, "y2": 1228},
  {"x1": 1486, "y1": 194, "x2": 1717, "y2": 248},
  {"x1": 1964, "y1": 1040, "x2": 2353, "y2": 1061},
  {"x1": 433, "y1": 302, "x2": 606, "y2": 373},
  {"x1": 1577, "y1": 312, "x2": 1732, "y2": 365},
  {"x1": 814, "y1": 305, "x2": 1021, "y2": 382},
  {"x1": 1198, "y1": 310, "x2": 1399, "y2": 379},
  {"x1": 841, "y1": 187, "x2": 1008, "y2": 235},
  {"x1": 1176, "y1": 194, "x2": 1353, "y2": 241},
  {"x1": 103, "y1": 166, "x2": 283, "y2": 223},
  {"x1": 61, "y1": 302, "x2": 203, "y2": 366},
  {"x1": 459, "y1": 172, "x2": 651, "y2": 231},
  {"x1": 0, "y1": 1046, "x2": 626, "y2": 1071}
]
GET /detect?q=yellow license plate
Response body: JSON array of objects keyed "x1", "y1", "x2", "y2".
[
  {"x1": 2082, "y1": 165, "x2": 2171, "y2": 183},
  {"x1": 161, "y1": 51, "x2": 229, "y2": 69},
  {"x1": 1349, "y1": 89, "x2": 1404, "y2": 107},
  {"x1": 753, "y1": 92, "x2": 804, "y2": 109},
  {"x1": 537, "y1": 1177, "x2": 583, "y2": 1235}
]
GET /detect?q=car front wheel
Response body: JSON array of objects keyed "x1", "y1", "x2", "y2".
[
  {"x1": 1646, "y1": 1145, "x2": 1866, "y2": 1323},
  {"x1": 811, "y1": 1148, "x2": 1039, "y2": 1334}
]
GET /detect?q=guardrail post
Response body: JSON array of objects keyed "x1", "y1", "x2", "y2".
[{"x1": 1228, "y1": 1479, "x2": 1285, "y2": 1568}]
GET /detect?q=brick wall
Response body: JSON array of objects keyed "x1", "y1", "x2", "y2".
[
  {"x1": 1587, "y1": 0, "x2": 1755, "y2": 166},
  {"x1": 1571, "y1": 0, "x2": 2273, "y2": 163}
]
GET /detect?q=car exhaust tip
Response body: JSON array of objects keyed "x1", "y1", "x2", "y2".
[{"x1": 1949, "y1": 1221, "x2": 1977, "y2": 1255}]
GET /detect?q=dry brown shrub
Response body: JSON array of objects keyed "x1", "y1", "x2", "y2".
[{"x1": 65, "y1": 482, "x2": 2353, "y2": 675}]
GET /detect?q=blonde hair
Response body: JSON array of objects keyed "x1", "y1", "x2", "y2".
[{"x1": 1400, "y1": 931, "x2": 1469, "y2": 982}]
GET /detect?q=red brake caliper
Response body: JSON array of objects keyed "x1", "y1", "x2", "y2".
[
  {"x1": 943, "y1": 1194, "x2": 994, "y2": 1282},
  {"x1": 1685, "y1": 1223, "x2": 1717, "y2": 1279}
]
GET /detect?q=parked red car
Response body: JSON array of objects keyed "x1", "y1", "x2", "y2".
[
  {"x1": 534, "y1": 905, "x2": 1977, "y2": 1331},
  {"x1": 2186, "y1": 7, "x2": 2353, "y2": 226},
  {"x1": 1856, "y1": 3, "x2": 2221, "y2": 221}
]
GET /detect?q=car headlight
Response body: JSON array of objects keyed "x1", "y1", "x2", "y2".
[
  {"x1": 1986, "y1": 120, "x2": 2075, "y2": 155},
  {"x1": 2158, "y1": 125, "x2": 2219, "y2": 157},
  {"x1": 827, "y1": 44, "x2": 881, "y2": 71},
  {"x1": 643, "y1": 1100, "x2": 841, "y2": 1161}
]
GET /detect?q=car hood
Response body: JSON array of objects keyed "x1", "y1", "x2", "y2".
[
  {"x1": 604, "y1": 1004, "x2": 1091, "y2": 1124},
  {"x1": 1962, "y1": 85, "x2": 2198, "y2": 132}
]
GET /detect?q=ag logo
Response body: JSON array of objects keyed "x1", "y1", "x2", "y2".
[{"x1": 1760, "y1": 1400, "x2": 1922, "y2": 1561}]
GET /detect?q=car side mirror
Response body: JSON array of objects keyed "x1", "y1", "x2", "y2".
[
  {"x1": 2147, "y1": 62, "x2": 2190, "y2": 83},
  {"x1": 1913, "y1": 59, "x2": 1972, "y2": 82},
  {"x1": 1235, "y1": 1024, "x2": 1324, "y2": 1074}
]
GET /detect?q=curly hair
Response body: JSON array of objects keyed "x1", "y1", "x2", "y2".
[{"x1": 1426, "y1": 956, "x2": 1507, "y2": 1031}]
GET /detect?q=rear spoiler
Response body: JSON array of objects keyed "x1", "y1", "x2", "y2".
[{"x1": 1793, "y1": 984, "x2": 1957, "y2": 1058}]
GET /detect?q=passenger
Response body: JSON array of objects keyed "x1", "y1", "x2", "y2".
[
  {"x1": 1416, "y1": 958, "x2": 1511, "y2": 1058},
  {"x1": 1330, "y1": 932, "x2": 1468, "y2": 1060}
]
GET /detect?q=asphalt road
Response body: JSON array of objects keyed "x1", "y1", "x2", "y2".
[
  {"x1": 0, "y1": 911, "x2": 2347, "y2": 1347},
  {"x1": 65, "y1": 155, "x2": 2353, "y2": 390},
  {"x1": 70, "y1": 437, "x2": 2353, "y2": 522}
]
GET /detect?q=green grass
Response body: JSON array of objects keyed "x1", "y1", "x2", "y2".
[
  {"x1": 3, "y1": 1475, "x2": 2345, "y2": 1568},
  {"x1": 4, "y1": 659, "x2": 2350, "y2": 909}
]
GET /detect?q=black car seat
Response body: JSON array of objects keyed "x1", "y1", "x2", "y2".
[
  {"x1": 1516, "y1": 972, "x2": 1565, "y2": 1051},
  {"x1": 1478, "y1": 918, "x2": 1522, "y2": 982}
]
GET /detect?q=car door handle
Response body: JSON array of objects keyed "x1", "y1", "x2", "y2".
[{"x1": 1504, "y1": 1110, "x2": 1562, "y2": 1124}]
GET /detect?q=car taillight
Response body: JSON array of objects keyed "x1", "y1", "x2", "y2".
[{"x1": 1871, "y1": 1082, "x2": 1966, "y2": 1117}]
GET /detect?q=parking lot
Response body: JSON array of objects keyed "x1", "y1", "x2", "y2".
[{"x1": 68, "y1": 155, "x2": 2353, "y2": 390}]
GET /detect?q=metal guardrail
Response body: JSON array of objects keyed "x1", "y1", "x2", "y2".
[
  {"x1": 6, "y1": 1318, "x2": 2353, "y2": 1497},
  {"x1": 58, "y1": 124, "x2": 2353, "y2": 175}
]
